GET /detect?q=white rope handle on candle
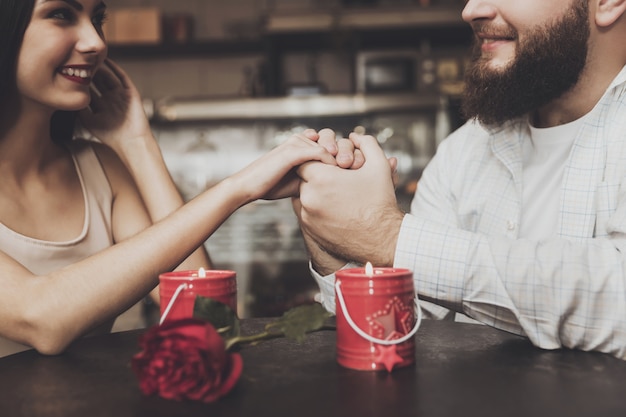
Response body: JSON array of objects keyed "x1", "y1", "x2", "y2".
[
  {"x1": 335, "y1": 280, "x2": 422, "y2": 345},
  {"x1": 159, "y1": 283, "x2": 188, "y2": 325}
]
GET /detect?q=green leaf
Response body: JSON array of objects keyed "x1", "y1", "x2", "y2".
[
  {"x1": 265, "y1": 303, "x2": 333, "y2": 343},
  {"x1": 193, "y1": 296, "x2": 240, "y2": 339}
]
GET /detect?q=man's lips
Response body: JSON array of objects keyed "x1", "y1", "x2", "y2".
[{"x1": 475, "y1": 32, "x2": 516, "y2": 52}]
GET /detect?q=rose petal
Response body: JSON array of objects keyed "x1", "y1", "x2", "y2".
[{"x1": 201, "y1": 352, "x2": 243, "y2": 403}]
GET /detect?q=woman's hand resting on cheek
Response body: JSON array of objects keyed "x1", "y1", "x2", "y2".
[{"x1": 78, "y1": 59, "x2": 153, "y2": 153}]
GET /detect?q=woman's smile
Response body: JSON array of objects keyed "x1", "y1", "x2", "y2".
[{"x1": 59, "y1": 65, "x2": 94, "y2": 86}]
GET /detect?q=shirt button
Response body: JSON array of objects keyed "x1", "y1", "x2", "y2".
[{"x1": 507, "y1": 220, "x2": 517, "y2": 231}]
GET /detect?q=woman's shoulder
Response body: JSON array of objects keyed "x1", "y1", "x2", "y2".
[
  {"x1": 68, "y1": 139, "x2": 130, "y2": 193},
  {"x1": 68, "y1": 138, "x2": 114, "y2": 161},
  {"x1": 69, "y1": 139, "x2": 126, "y2": 173}
]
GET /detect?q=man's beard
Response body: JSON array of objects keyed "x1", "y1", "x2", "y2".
[{"x1": 461, "y1": 1, "x2": 590, "y2": 126}]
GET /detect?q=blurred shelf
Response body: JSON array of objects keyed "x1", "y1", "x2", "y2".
[
  {"x1": 266, "y1": 6, "x2": 466, "y2": 33},
  {"x1": 107, "y1": 5, "x2": 470, "y2": 97},
  {"x1": 154, "y1": 93, "x2": 441, "y2": 122},
  {"x1": 107, "y1": 6, "x2": 468, "y2": 59}
]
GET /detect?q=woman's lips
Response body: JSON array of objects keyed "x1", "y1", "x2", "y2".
[{"x1": 59, "y1": 66, "x2": 93, "y2": 85}]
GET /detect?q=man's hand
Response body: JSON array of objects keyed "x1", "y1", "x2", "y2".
[
  {"x1": 292, "y1": 198, "x2": 349, "y2": 276},
  {"x1": 294, "y1": 132, "x2": 404, "y2": 268}
]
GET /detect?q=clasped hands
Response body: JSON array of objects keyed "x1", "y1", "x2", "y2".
[{"x1": 290, "y1": 128, "x2": 405, "y2": 276}]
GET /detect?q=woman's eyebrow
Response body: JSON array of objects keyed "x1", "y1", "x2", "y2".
[
  {"x1": 41, "y1": 0, "x2": 83, "y2": 11},
  {"x1": 40, "y1": 0, "x2": 107, "y2": 13}
]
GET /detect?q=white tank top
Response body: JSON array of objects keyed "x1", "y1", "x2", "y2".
[{"x1": 0, "y1": 141, "x2": 113, "y2": 356}]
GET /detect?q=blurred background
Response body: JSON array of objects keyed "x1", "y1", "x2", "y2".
[{"x1": 104, "y1": 0, "x2": 473, "y2": 330}]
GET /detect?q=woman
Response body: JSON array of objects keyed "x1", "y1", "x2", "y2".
[{"x1": 0, "y1": 0, "x2": 339, "y2": 356}]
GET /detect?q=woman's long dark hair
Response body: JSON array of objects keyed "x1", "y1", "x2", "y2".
[
  {"x1": 0, "y1": 0, "x2": 33, "y2": 106},
  {"x1": 0, "y1": 0, "x2": 76, "y2": 145}
]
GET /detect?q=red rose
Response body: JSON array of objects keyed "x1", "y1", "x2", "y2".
[{"x1": 131, "y1": 318, "x2": 243, "y2": 403}]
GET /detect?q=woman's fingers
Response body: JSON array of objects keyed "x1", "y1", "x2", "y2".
[
  {"x1": 316, "y1": 128, "x2": 338, "y2": 155},
  {"x1": 286, "y1": 134, "x2": 338, "y2": 166},
  {"x1": 91, "y1": 64, "x2": 120, "y2": 93},
  {"x1": 103, "y1": 59, "x2": 131, "y2": 89},
  {"x1": 90, "y1": 59, "x2": 133, "y2": 96}
]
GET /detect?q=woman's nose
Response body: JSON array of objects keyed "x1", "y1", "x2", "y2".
[{"x1": 76, "y1": 21, "x2": 107, "y2": 56}]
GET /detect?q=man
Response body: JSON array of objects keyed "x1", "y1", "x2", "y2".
[{"x1": 293, "y1": 0, "x2": 626, "y2": 359}]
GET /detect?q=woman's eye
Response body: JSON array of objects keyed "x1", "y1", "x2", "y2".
[
  {"x1": 49, "y1": 8, "x2": 74, "y2": 22},
  {"x1": 92, "y1": 11, "x2": 108, "y2": 28}
]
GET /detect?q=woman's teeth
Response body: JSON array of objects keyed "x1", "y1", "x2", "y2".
[{"x1": 61, "y1": 68, "x2": 90, "y2": 78}]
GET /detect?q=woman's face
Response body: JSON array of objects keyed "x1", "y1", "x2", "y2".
[{"x1": 16, "y1": 0, "x2": 107, "y2": 113}]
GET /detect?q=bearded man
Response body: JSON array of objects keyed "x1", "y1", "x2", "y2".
[{"x1": 293, "y1": 0, "x2": 626, "y2": 359}]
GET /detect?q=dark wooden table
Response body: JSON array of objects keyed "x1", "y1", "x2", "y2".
[{"x1": 1, "y1": 318, "x2": 625, "y2": 417}]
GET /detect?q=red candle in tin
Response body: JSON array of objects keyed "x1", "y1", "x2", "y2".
[
  {"x1": 335, "y1": 262, "x2": 422, "y2": 372},
  {"x1": 159, "y1": 268, "x2": 237, "y2": 324}
]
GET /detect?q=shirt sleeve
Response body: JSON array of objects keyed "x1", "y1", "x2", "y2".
[
  {"x1": 395, "y1": 213, "x2": 626, "y2": 359},
  {"x1": 309, "y1": 261, "x2": 358, "y2": 314}
]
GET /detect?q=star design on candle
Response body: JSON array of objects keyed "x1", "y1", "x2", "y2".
[
  {"x1": 366, "y1": 296, "x2": 413, "y2": 340},
  {"x1": 374, "y1": 344, "x2": 405, "y2": 372}
]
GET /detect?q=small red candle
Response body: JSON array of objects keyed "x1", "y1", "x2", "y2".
[
  {"x1": 335, "y1": 262, "x2": 421, "y2": 372},
  {"x1": 159, "y1": 268, "x2": 237, "y2": 323}
]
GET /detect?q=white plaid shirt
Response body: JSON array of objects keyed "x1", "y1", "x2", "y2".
[{"x1": 313, "y1": 65, "x2": 626, "y2": 359}]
